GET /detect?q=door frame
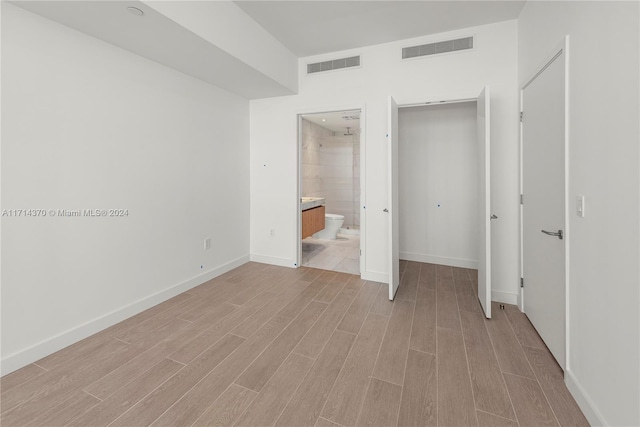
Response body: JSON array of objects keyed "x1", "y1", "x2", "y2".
[
  {"x1": 519, "y1": 36, "x2": 570, "y2": 368},
  {"x1": 296, "y1": 105, "x2": 367, "y2": 277},
  {"x1": 390, "y1": 90, "x2": 489, "y2": 302}
]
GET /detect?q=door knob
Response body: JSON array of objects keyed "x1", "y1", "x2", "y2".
[
  {"x1": 383, "y1": 208, "x2": 389, "y2": 213},
  {"x1": 490, "y1": 214, "x2": 498, "y2": 220},
  {"x1": 541, "y1": 229, "x2": 563, "y2": 240}
]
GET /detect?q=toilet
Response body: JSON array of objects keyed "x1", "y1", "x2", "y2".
[{"x1": 312, "y1": 214, "x2": 345, "y2": 240}]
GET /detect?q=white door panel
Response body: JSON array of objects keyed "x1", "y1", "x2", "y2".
[
  {"x1": 388, "y1": 96, "x2": 400, "y2": 299},
  {"x1": 477, "y1": 87, "x2": 492, "y2": 319},
  {"x1": 522, "y1": 50, "x2": 566, "y2": 369}
]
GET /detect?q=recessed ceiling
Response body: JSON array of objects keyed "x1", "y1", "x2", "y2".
[
  {"x1": 235, "y1": 1, "x2": 526, "y2": 57},
  {"x1": 302, "y1": 110, "x2": 360, "y2": 134}
]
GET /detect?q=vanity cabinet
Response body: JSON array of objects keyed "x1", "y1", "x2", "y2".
[{"x1": 302, "y1": 205, "x2": 325, "y2": 238}]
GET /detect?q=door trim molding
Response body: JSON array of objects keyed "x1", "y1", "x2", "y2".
[
  {"x1": 295, "y1": 104, "x2": 367, "y2": 277},
  {"x1": 519, "y1": 35, "x2": 570, "y2": 368}
]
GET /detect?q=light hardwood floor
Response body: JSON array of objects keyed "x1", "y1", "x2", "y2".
[{"x1": 0, "y1": 261, "x2": 589, "y2": 427}]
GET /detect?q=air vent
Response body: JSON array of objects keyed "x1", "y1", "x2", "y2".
[
  {"x1": 307, "y1": 56, "x2": 360, "y2": 74},
  {"x1": 402, "y1": 37, "x2": 473, "y2": 59}
]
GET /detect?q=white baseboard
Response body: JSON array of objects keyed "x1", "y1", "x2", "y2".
[
  {"x1": 0, "y1": 255, "x2": 249, "y2": 376},
  {"x1": 565, "y1": 369, "x2": 607, "y2": 427},
  {"x1": 491, "y1": 290, "x2": 519, "y2": 305},
  {"x1": 362, "y1": 270, "x2": 388, "y2": 284},
  {"x1": 399, "y1": 252, "x2": 478, "y2": 269},
  {"x1": 250, "y1": 253, "x2": 295, "y2": 268}
]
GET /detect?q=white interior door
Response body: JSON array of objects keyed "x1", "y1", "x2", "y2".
[
  {"x1": 388, "y1": 96, "x2": 400, "y2": 299},
  {"x1": 522, "y1": 50, "x2": 566, "y2": 368},
  {"x1": 477, "y1": 87, "x2": 492, "y2": 318}
]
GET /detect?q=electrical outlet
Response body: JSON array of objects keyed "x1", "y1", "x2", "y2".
[
  {"x1": 204, "y1": 238, "x2": 211, "y2": 250},
  {"x1": 269, "y1": 228, "x2": 275, "y2": 237}
]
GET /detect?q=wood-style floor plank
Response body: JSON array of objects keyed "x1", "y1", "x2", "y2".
[
  {"x1": 150, "y1": 315, "x2": 293, "y2": 426},
  {"x1": 235, "y1": 354, "x2": 315, "y2": 427},
  {"x1": 371, "y1": 299, "x2": 415, "y2": 386},
  {"x1": 503, "y1": 304, "x2": 546, "y2": 349},
  {"x1": 1, "y1": 339, "x2": 132, "y2": 426},
  {"x1": 300, "y1": 268, "x2": 324, "y2": 282},
  {"x1": 1, "y1": 262, "x2": 589, "y2": 427},
  {"x1": 231, "y1": 280, "x2": 311, "y2": 338},
  {"x1": 109, "y1": 334, "x2": 245, "y2": 427},
  {"x1": 437, "y1": 327, "x2": 477, "y2": 427},
  {"x1": 459, "y1": 309, "x2": 516, "y2": 420},
  {"x1": 293, "y1": 280, "x2": 363, "y2": 358},
  {"x1": 25, "y1": 389, "x2": 99, "y2": 427},
  {"x1": 277, "y1": 276, "x2": 332, "y2": 319},
  {"x1": 311, "y1": 271, "x2": 343, "y2": 304},
  {"x1": 476, "y1": 410, "x2": 520, "y2": 427},
  {"x1": 235, "y1": 301, "x2": 327, "y2": 392},
  {"x1": 168, "y1": 291, "x2": 279, "y2": 364},
  {"x1": 0, "y1": 364, "x2": 47, "y2": 395},
  {"x1": 397, "y1": 349, "x2": 437, "y2": 427},
  {"x1": 315, "y1": 417, "x2": 342, "y2": 427},
  {"x1": 355, "y1": 378, "x2": 402, "y2": 427},
  {"x1": 419, "y1": 263, "x2": 437, "y2": 290},
  {"x1": 395, "y1": 261, "x2": 420, "y2": 302},
  {"x1": 409, "y1": 286, "x2": 436, "y2": 355},
  {"x1": 275, "y1": 331, "x2": 355, "y2": 426},
  {"x1": 436, "y1": 265, "x2": 455, "y2": 293},
  {"x1": 321, "y1": 313, "x2": 389, "y2": 427},
  {"x1": 523, "y1": 345, "x2": 589, "y2": 426},
  {"x1": 68, "y1": 358, "x2": 183, "y2": 427},
  {"x1": 1, "y1": 339, "x2": 124, "y2": 415},
  {"x1": 369, "y1": 282, "x2": 394, "y2": 316},
  {"x1": 484, "y1": 302, "x2": 536, "y2": 379},
  {"x1": 503, "y1": 373, "x2": 559, "y2": 427},
  {"x1": 82, "y1": 318, "x2": 191, "y2": 399},
  {"x1": 436, "y1": 286, "x2": 461, "y2": 332},
  {"x1": 192, "y1": 383, "x2": 257, "y2": 427},
  {"x1": 337, "y1": 281, "x2": 380, "y2": 334},
  {"x1": 96, "y1": 292, "x2": 194, "y2": 342},
  {"x1": 454, "y1": 271, "x2": 481, "y2": 314}
]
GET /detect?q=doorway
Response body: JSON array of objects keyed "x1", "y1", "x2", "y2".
[
  {"x1": 388, "y1": 89, "x2": 492, "y2": 317},
  {"x1": 521, "y1": 39, "x2": 569, "y2": 369},
  {"x1": 298, "y1": 110, "x2": 362, "y2": 275}
]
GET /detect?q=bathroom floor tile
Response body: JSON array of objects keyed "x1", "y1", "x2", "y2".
[
  {"x1": 302, "y1": 234, "x2": 360, "y2": 274},
  {"x1": 333, "y1": 258, "x2": 360, "y2": 275}
]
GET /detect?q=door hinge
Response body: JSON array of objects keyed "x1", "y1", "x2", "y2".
[
  {"x1": 520, "y1": 194, "x2": 524, "y2": 205},
  {"x1": 520, "y1": 277, "x2": 524, "y2": 288},
  {"x1": 520, "y1": 111, "x2": 524, "y2": 122}
]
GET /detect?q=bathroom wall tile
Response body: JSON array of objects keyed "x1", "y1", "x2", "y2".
[{"x1": 302, "y1": 119, "x2": 361, "y2": 230}]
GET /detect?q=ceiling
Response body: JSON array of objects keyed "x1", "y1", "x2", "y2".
[
  {"x1": 12, "y1": 1, "x2": 295, "y2": 99},
  {"x1": 302, "y1": 110, "x2": 361, "y2": 134},
  {"x1": 235, "y1": 1, "x2": 526, "y2": 57}
]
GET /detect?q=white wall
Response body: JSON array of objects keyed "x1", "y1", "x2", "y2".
[
  {"x1": 1, "y1": 4, "x2": 250, "y2": 374},
  {"x1": 398, "y1": 103, "x2": 478, "y2": 268},
  {"x1": 250, "y1": 20, "x2": 520, "y2": 299},
  {"x1": 301, "y1": 119, "x2": 360, "y2": 227},
  {"x1": 519, "y1": 2, "x2": 640, "y2": 426}
]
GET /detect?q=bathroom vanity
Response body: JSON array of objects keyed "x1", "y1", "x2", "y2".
[{"x1": 301, "y1": 197, "x2": 325, "y2": 238}]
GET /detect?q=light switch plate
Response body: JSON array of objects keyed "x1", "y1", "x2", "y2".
[{"x1": 577, "y1": 195, "x2": 585, "y2": 217}]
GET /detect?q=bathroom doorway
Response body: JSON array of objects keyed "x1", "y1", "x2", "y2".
[{"x1": 297, "y1": 109, "x2": 362, "y2": 275}]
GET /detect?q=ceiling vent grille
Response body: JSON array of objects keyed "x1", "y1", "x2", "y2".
[
  {"x1": 402, "y1": 36, "x2": 473, "y2": 59},
  {"x1": 307, "y1": 55, "x2": 360, "y2": 74}
]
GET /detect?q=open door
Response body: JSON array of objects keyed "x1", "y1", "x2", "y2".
[
  {"x1": 522, "y1": 46, "x2": 566, "y2": 368},
  {"x1": 477, "y1": 87, "x2": 492, "y2": 318},
  {"x1": 388, "y1": 96, "x2": 400, "y2": 299}
]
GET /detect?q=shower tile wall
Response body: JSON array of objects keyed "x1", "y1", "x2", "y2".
[{"x1": 301, "y1": 119, "x2": 359, "y2": 228}]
